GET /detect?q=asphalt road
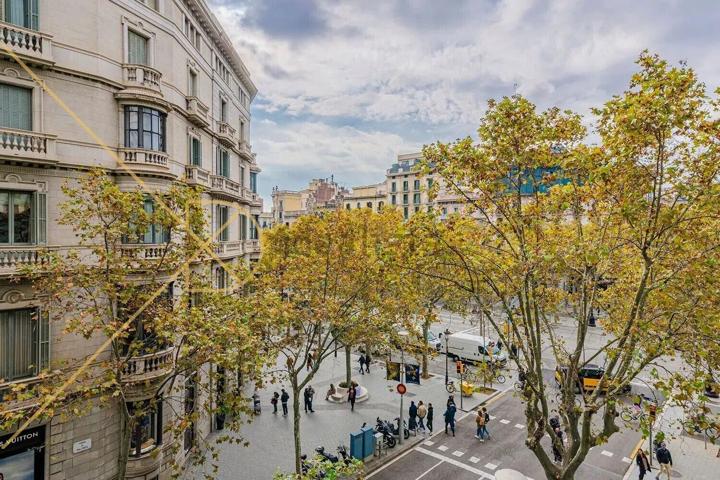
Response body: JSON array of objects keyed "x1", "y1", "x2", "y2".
[{"x1": 367, "y1": 389, "x2": 642, "y2": 480}]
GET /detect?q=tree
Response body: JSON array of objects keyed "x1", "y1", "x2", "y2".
[
  {"x1": 1, "y1": 170, "x2": 267, "y2": 479},
  {"x1": 419, "y1": 52, "x2": 720, "y2": 479},
  {"x1": 253, "y1": 208, "x2": 408, "y2": 475}
]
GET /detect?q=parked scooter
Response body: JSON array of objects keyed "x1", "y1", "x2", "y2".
[
  {"x1": 315, "y1": 445, "x2": 339, "y2": 463},
  {"x1": 337, "y1": 445, "x2": 352, "y2": 465},
  {"x1": 374, "y1": 417, "x2": 397, "y2": 448},
  {"x1": 393, "y1": 417, "x2": 410, "y2": 440},
  {"x1": 300, "y1": 454, "x2": 326, "y2": 479}
]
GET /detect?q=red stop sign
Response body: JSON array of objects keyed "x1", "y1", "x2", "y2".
[{"x1": 397, "y1": 383, "x2": 407, "y2": 395}]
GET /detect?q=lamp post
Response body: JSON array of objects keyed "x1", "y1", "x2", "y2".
[
  {"x1": 444, "y1": 328, "x2": 451, "y2": 385},
  {"x1": 398, "y1": 330, "x2": 409, "y2": 445}
]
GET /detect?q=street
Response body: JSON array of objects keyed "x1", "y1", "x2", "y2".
[{"x1": 368, "y1": 390, "x2": 641, "y2": 480}]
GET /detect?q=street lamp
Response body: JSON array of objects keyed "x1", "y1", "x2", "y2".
[
  {"x1": 444, "y1": 328, "x2": 451, "y2": 384},
  {"x1": 398, "y1": 330, "x2": 409, "y2": 445}
]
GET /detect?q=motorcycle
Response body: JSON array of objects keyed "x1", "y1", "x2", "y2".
[
  {"x1": 315, "y1": 445, "x2": 339, "y2": 463},
  {"x1": 374, "y1": 417, "x2": 397, "y2": 448},
  {"x1": 393, "y1": 417, "x2": 411, "y2": 440},
  {"x1": 337, "y1": 444, "x2": 352, "y2": 465},
  {"x1": 301, "y1": 454, "x2": 325, "y2": 479}
]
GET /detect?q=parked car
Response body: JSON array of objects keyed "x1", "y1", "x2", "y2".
[
  {"x1": 555, "y1": 364, "x2": 631, "y2": 394},
  {"x1": 444, "y1": 332, "x2": 507, "y2": 365}
]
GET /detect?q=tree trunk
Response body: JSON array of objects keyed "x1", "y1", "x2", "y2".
[
  {"x1": 117, "y1": 399, "x2": 131, "y2": 480},
  {"x1": 345, "y1": 345, "x2": 352, "y2": 386},
  {"x1": 422, "y1": 318, "x2": 430, "y2": 379},
  {"x1": 292, "y1": 378, "x2": 302, "y2": 475}
]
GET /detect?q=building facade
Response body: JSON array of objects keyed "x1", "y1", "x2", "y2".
[
  {"x1": 271, "y1": 177, "x2": 347, "y2": 226},
  {"x1": 0, "y1": 1, "x2": 260, "y2": 479},
  {"x1": 343, "y1": 183, "x2": 386, "y2": 213}
]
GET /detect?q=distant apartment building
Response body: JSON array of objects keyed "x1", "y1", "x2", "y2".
[
  {"x1": 0, "y1": 1, "x2": 260, "y2": 479},
  {"x1": 343, "y1": 183, "x2": 386, "y2": 212},
  {"x1": 271, "y1": 177, "x2": 348, "y2": 226}
]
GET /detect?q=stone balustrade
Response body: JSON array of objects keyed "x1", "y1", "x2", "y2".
[
  {"x1": 185, "y1": 165, "x2": 210, "y2": 188},
  {"x1": 119, "y1": 244, "x2": 166, "y2": 260},
  {"x1": 0, "y1": 246, "x2": 54, "y2": 276},
  {"x1": 217, "y1": 121, "x2": 236, "y2": 147},
  {"x1": 213, "y1": 240, "x2": 243, "y2": 257},
  {"x1": 122, "y1": 64, "x2": 162, "y2": 92},
  {"x1": 0, "y1": 20, "x2": 53, "y2": 65},
  {"x1": 0, "y1": 128, "x2": 57, "y2": 162},
  {"x1": 210, "y1": 174, "x2": 241, "y2": 199},
  {"x1": 118, "y1": 148, "x2": 170, "y2": 174},
  {"x1": 121, "y1": 346, "x2": 175, "y2": 383},
  {"x1": 186, "y1": 96, "x2": 209, "y2": 127}
]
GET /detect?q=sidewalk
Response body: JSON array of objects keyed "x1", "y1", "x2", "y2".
[
  {"x1": 623, "y1": 402, "x2": 719, "y2": 480},
  {"x1": 186, "y1": 352, "x2": 497, "y2": 479}
]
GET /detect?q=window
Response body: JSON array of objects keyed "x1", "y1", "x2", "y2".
[
  {"x1": 124, "y1": 106, "x2": 166, "y2": 151},
  {"x1": 250, "y1": 172, "x2": 257, "y2": 194},
  {"x1": 127, "y1": 30, "x2": 148, "y2": 65},
  {"x1": 414, "y1": 206, "x2": 419, "y2": 213},
  {"x1": 239, "y1": 119, "x2": 246, "y2": 141},
  {"x1": 378, "y1": 201, "x2": 384, "y2": 211},
  {"x1": 3, "y1": 0, "x2": 38, "y2": 30},
  {"x1": 189, "y1": 136, "x2": 201, "y2": 166},
  {"x1": 402, "y1": 194, "x2": 408, "y2": 205},
  {"x1": 403, "y1": 181, "x2": 408, "y2": 192},
  {"x1": 251, "y1": 215, "x2": 259, "y2": 240},
  {"x1": 0, "y1": 308, "x2": 48, "y2": 382},
  {"x1": 215, "y1": 267, "x2": 227, "y2": 290},
  {"x1": 391, "y1": 194, "x2": 396, "y2": 205},
  {"x1": 413, "y1": 193, "x2": 421, "y2": 205},
  {"x1": 139, "y1": 198, "x2": 169, "y2": 244},
  {"x1": 239, "y1": 214, "x2": 247, "y2": 240},
  {"x1": 216, "y1": 147, "x2": 229, "y2": 177},
  {"x1": 0, "y1": 83, "x2": 32, "y2": 130},
  {"x1": 128, "y1": 400, "x2": 162, "y2": 457},
  {"x1": 391, "y1": 182, "x2": 396, "y2": 193},
  {"x1": 184, "y1": 374, "x2": 196, "y2": 452},
  {"x1": 414, "y1": 179, "x2": 420, "y2": 190},
  {"x1": 442, "y1": 207, "x2": 447, "y2": 215},
  {"x1": 366, "y1": 202, "x2": 372, "y2": 209},
  {"x1": 345, "y1": 204, "x2": 350, "y2": 210},
  {"x1": 220, "y1": 97, "x2": 227, "y2": 122},
  {"x1": 239, "y1": 89, "x2": 248, "y2": 108},
  {"x1": 240, "y1": 166, "x2": 245, "y2": 188},
  {"x1": 188, "y1": 69, "x2": 197, "y2": 96},
  {"x1": 0, "y1": 190, "x2": 45, "y2": 245},
  {"x1": 427, "y1": 206, "x2": 432, "y2": 213},
  {"x1": 427, "y1": 178, "x2": 434, "y2": 189},
  {"x1": 215, "y1": 57, "x2": 230, "y2": 84},
  {"x1": 215, "y1": 205, "x2": 229, "y2": 242},
  {"x1": 183, "y1": 14, "x2": 201, "y2": 49},
  {"x1": 356, "y1": 202, "x2": 360, "y2": 209},
  {"x1": 403, "y1": 206, "x2": 409, "y2": 220}
]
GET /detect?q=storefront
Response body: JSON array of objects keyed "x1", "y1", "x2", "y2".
[{"x1": 0, "y1": 425, "x2": 45, "y2": 480}]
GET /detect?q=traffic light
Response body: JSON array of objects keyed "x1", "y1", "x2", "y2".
[{"x1": 456, "y1": 360, "x2": 464, "y2": 374}]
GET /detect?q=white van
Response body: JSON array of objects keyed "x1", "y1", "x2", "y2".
[{"x1": 445, "y1": 332, "x2": 506, "y2": 365}]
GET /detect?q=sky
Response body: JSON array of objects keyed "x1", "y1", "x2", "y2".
[{"x1": 208, "y1": 0, "x2": 720, "y2": 206}]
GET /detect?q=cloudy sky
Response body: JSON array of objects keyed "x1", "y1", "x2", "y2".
[{"x1": 209, "y1": 0, "x2": 720, "y2": 205}]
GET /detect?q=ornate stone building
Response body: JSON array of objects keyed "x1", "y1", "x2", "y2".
[{"x1": 0, "y1": 1, "x2": 260, "y2": 479}]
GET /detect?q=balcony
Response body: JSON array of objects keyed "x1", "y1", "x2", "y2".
[
  {"x1": 185, "y1": 165, "x2": 210, "y2": 188},
  {"x1": 120, "y1": 244, "x2": 167, "y2": 260},
  {"x1": 0, "y1": 128, "x2": 57, "y2": 164},
  {"x1": 244, "y1": 239, "x2": 260, "y2": 254},
  {"x1": 210, "y1": 174, "x2": 241, "y2": 200},
  {"x1": 0, "y1": 246, "x2": 55, "y2": 277},
  {"x1": 216, "y1": 121, "x2": 236, "y2": 148},
  {"x1": 213, "y1": 240, "x2": 244, "y2": 258},
  {"x1": 126, "y1": 447, "x2": 163, "y2": 479},
  {"x1": 121, "y1": 346, "x2": 175, "y2": 384},
  {"x1": 238, "y1": 140, "x2": 253, "y2": 160},
  {"x1": 115, "y1": 64, "x2": 166, "y2": 106},
  {"x1": 243, "y1": 188, "x2": 262, "y2": 207},
  {"x1": 118, "y1": 148, "x2": 172, "y2": 176},
  {"x1": 186, "y1": 96, "x2": 209, "y2": 128},
  {"x1": 0, "y1": 21, "x2": 54, "y2": 66}
]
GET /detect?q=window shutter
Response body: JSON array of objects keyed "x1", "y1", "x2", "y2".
[
  {"x1": 36, "y1": 191, "x2": 46, "y2": 244},
  {"x1": 0, "y1": 83, "x2": 32, "y2": 130},
  {"x1": 128, "y1": 30, "x2": 148, "y2": 65},
  {"x1": 215, "y1": 146, "x2": 220, "y2": 175},
  {"x1": 37, "y1": 307, "x2": 49, "y2": 371},
  {"x1": 29, "y1": 0, "x2": 38, "y2": 30}
]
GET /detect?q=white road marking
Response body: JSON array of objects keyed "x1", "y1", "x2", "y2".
[
  {"x1": 622, "y1": 456, "x2": 632, "y2": 463},
  {"x1": 469, "y1": 456, "x2": 480, "y2": 463},
  {"x1": 500, "y1": 419, "x2": 510, "y2": 424},
  {"x1": 438, "y1": 445, "x2": 449, "y2": 451},
  {"x1": 601, "y1": 450, "x2": 614, "y2": 457},
  {"x1": 485, "y1": 463, "x2": 498, "y2": 470},
  {"x1": 423, "y1": 440, "x2": 435, "y2": 446},
  {"x1": 452, "y1": 450, "x2": 464, "y2": 457},
  {"x1": 415, "y1": 447, "x2": 495, "y2": 479},
  {"x1": 490, "y1": 415, "x2": 497, "y2": 419},
  {"x1": 414, "y1": 459, "x2": 444, "y2": 480},
  {"x1": 514, "y1": 423, "x2": 525, "y2": 429}
]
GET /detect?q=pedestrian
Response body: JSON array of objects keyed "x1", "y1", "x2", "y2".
[
  {"x1": 481, "y1": 407, "x2": 491, "y2": 439},
  {"x1": 304, "y1": 385, "x2": 315, "y2": 413},
  {"x1": 636, "y1": 449, "x2": 651, "y2": 480},
  {"x1": 271, "y1": 391, "x2": 279, "y2": 414},
  {"x1": 325, "y1": 383, "x2": 336, "y2": 401},
  {"x1": 365, "y1": 352, "x2": 372, "y2": 373},
  {"x1": 358, "y1": 353, "x2": 366, "y2": 375},
  {"x1": 447, "y1": 395, "x2": 455, "y2": 408},
  {"x1": 306, "y1": 354, "x2": 313, "y2": 371},
  {"x1": 552, "y1": 426, "x2": 563, "y2": 463},
  {"x1": 510, "y1": 343, "x2": 518, "y2": 359},
  {"x1": 444, "y1": 401, "x2": 456, "y2": 436},
  {"x1": 348, "y1": 383, "x2": 357, "y2": 411},
  {"x1": 427, "y1": 403, "x2": 434, "y2": 433},
  {"x1": 655, "y1": 443, "x2": 672, "y2": 480},
  {"x1": 280, "y1": 388, "x2": 289, "y2": 416},
  {"x1": 475, "y1": 408, "x2": 486, "y2": 441},
  {"x1": 417, "y1": 401, "x2": 427, "y2": 433},
  {"x1": 409, "y1": 400, "x2": 418, "y2": 432}
]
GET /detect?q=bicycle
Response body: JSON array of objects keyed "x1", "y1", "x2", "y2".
[
  {"x1": 445, "y1": 381, "x2": 456, "y2": 394},
  {"x1": 620, "y1": 405, "x2": 646, "y2": 422},
  {"x1": 682, "y1": 416, "x2": 719, "y2": 440}
]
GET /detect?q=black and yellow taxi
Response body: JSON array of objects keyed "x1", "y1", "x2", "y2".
[{"x1": 554, "y1": 364, "x2": 631, "y2": 394}]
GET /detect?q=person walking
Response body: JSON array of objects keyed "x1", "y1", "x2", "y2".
[
  {"x1": 358, "y1": 353, "x2": 366, "y2": 375},
  {"x1": 552, "y1": 426, "x2": 563, "y2": 463},
  {"x1": 444, "y1": 401, "x2": 456, "y2": 436},
  {"x1": 636, "y1": 449, "x2": 651, "y2": 479},
  {"x1": 304, "y1": 385, "x2": 315, "y2": 413},
  {"x1": 365, "y1": 352, "x2": 372, "y2": 373},
  {"x1": 306, "y1": 354, "x2": 313, "y2": 372},
  {"x1": 348, "y1": 383, "x2": 357, "y2": 411},
  {"x1": 426, "y1": 403, "x2": 434, "y2": 433},
  {"x1": 417, "y1": 401, "x2": 427, "y2": 433},
  {"x1": 280, "y1": 388, "x2": 289, "y2": 416},
  {"x1": 271, "y1": 391, "x2": 279, "y2": 414},
  {"x1": 655, "y1": 443, "x2": 672, "y2": 480},
  {"x1": 447, "y1": 395, "x2": 456, "y2": 408},
  {"x1": 475, "y1": 408, "x2": 486, "y2": 441},
  {"x1": 481, "y1": 407, "x2": 491, "y2": 439},
  {"x1": 408, "y1": 401, "x2": 418, "y2": 433}
]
